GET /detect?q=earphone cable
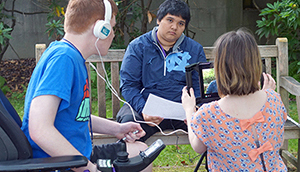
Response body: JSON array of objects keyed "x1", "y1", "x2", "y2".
[{"x1": 91, "y1": 38, "x2": 188, "y2": 136}]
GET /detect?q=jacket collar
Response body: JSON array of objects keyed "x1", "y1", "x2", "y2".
[{"x1": 151, "y1": 26, "x2": 185, "y2": 53}]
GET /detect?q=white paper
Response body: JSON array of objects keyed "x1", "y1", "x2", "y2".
[{"x1": 142, "y1": 94, "x2": 186, "y2": 121}]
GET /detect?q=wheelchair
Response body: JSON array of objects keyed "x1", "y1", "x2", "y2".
[
  {"x1": 0, "y1": 89, "x2": 165, "y2": 172},
  {"x1": 0, "y1": 88, "x2": 88, "y2": 171}
]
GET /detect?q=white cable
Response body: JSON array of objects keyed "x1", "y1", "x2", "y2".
[{"x1": 91, "y1": 38, "x2": 188, "y2": 136}]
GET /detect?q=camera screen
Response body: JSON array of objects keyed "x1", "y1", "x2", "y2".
[
  {"x1": 185, "y1": 62, "x2": 220, "y2": 105},
  {"x1": 203, "y1": 68, "x2": 217, "y2": 94}
]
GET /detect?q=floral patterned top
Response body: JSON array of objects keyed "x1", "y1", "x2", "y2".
[{"x1": 191, "y1": 89, "x2": 287, "y2": 172}]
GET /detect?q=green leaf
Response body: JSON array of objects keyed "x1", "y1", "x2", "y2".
[
  {"x1": 255, "y1": 28, "x2": 262, "y2": 35},
  {"x1": 0, "y1": 36, "x2": 3, "y2": 45},
  {"x1": 3, "y1": 34, "x2": 12, "y2": 39},
  {"x1": 275, "y1": 26, "x2": 278, "y2": 35},
  {"x1": 273, "y1": 18, "x2": 277, "y2": 26},
  {"x1": 265, "y1": 30, "x2": 270, "y2": 38},
  {"x1": 294, "y1": 23, "x2": 298, "y2": 30},
  {"x1": 57, "y1": 29, "x2": 64, "y2": 36},
  {"x1": 267, "y1": 3, "x2": 275, "y2": 9},
  {"x1": 2, "y1": 28, "x2": 12, "y2": 32},
  {"x1": 266, "y1": 20, "x2": 272, "y2": 26},
  {"x1": 274, "y1": 1, "x2": 280, "y2": 9},
  {"x1": 0, "y1": 76, "x2": 6, "y2": 87},
  {"x1": 260, "y1": 9, "x2": 275, "y2": 15}
]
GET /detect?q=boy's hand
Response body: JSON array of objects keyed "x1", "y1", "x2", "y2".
[
  {"x1": 72, "y1": 161, "x2": 99, "y2": 172},
  {"x1": 142, "y1": 113, "x2": 164, "y2": 127},
  {"x1": 116, "y1": 122, "x2": 146, "y2": 143}
]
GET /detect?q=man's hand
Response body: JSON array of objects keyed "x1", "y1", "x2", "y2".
[
  {"x1": 115, "y1": 122, "x2": 146, "y2": 143},
  {"x1": 142, "y1": 113, "x2": 164, "y2": 127},
  {"x1": 72, "y1": 161, "x2": 99, "y2": 172}
]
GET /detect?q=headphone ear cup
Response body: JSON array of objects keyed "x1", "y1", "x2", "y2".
[{"x1": 93, "y1": 20, "x2": 111, "y2": 39}]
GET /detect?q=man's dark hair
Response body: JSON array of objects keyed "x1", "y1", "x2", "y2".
[{"x1": 157, "y1": 0, "x2": 191, "y2": 27}]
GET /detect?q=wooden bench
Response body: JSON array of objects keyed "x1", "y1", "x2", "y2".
[{"x1": 35, "y1": 37, "x2": 300, "y2": 170}]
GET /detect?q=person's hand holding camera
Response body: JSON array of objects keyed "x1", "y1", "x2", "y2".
[
  {"x1": 181, "y1": 86, "x2": 196, "y2": 121},
  {"x1": 262, "y1": 72, "x2": 276, "y2": 90}
]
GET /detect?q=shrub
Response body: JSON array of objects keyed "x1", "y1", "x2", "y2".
[
  {"x1": 0, "y1": 76, "x2": 10, "y2": 94},
  {"x1": 256, "y1": 0, "x2": 300, "y2": 81}
]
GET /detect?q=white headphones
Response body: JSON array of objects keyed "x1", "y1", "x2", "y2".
[{"x1": 93, "y1": 0, "x2": 112, "y2": 39}]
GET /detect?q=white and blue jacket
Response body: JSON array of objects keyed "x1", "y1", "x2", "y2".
[{"x1": 120, "y1": 27, "x2": 207, "y2": 115}]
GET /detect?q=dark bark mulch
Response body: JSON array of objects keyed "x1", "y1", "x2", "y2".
[{"x1": 0, "y1": 58, "x2": 36, "y2": 95}]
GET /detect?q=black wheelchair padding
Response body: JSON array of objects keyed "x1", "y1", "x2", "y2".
[
  {"x1": 0, "y1": 88, "x2": 88, "y2": 171},
  {"x1": 97, "y1": 139, "x2": 166, "y2": 172},
  {"x1": 0, "y1": 101, "x2": 32, "y2": 161},
  {"x1": 0, "y1": 89, "x2": 22, "y2": 127},
  {"x1": 0, "y1": 155, "x2": 87, "y2": 172}
]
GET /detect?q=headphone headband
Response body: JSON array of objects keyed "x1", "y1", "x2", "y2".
[
  {"x1": 93, "y1": 0, "x2": 112, "y2": 39},
  {"x1": 104, "y1": 0, "x2": 112, "y2": 22}
]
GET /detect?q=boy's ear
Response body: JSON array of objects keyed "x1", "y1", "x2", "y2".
[{"x1": 156, "y1": 19, "x2": 160, "y2": 25}]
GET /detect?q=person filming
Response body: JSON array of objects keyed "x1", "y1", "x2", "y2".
[{"x1": 182, "y1": 29, "x2": 287, "y2": 171}]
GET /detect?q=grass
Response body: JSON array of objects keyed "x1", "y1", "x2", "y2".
[
  {"x1": 287, "y1": 100, "x2": 299, "y2": 164},
  {"x1": 8, "y1": 92, "x2": 25, "y2": 119},
  {"x1": 153, "y1": 144, "x2": 206, "y2": 171},
  {"x1": 7, "y1": 90, "x2": 299, "y2": 171}
]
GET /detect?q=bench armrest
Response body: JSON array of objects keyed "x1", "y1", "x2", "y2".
[
  {"x1": 0, "y1": 155, "x2": 88, "y2": 172},
  {"x1": 280, "y1": 76, "x2": 300, "y2": 96}
]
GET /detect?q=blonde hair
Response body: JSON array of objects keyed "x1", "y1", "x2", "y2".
[
  {"x1": 64, "y1": 0, "x2": 118, "y2": 34},
  {"x1": 214, "y1": 29, "x2": 262, "y2": 97}
]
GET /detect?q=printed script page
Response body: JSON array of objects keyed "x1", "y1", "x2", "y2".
[{"x1": 142, "y1": 94, "x2": 186, "y2": 121}]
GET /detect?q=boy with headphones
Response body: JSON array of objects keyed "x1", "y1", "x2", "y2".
[{"x1": 21, "y1": 0, "x2": 152, "y2": 171}]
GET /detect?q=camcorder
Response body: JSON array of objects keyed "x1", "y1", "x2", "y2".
[
  {"x1": 185, "y1": 62, "x2": 220, "y2": 105},
  {"x1": 97, "y1": 139, "x2": 165, "y2": 172}
]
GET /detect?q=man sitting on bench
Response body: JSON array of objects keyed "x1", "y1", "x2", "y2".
[{"x1": 117, "y1": 0, "x2": 207, "y2": 142}]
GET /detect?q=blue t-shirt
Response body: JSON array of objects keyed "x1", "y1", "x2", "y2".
[{"x1": 21, "y1": 41, "x2": 92, "y2": 158}]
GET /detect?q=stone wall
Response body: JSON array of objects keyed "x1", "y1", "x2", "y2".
[{"x1": 3, "y1": 0, "x2": 274, "y2": 60}]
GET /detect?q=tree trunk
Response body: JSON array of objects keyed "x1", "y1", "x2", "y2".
[{"x1": 140, "y1": 0, "x2": 152, "y2": 34}]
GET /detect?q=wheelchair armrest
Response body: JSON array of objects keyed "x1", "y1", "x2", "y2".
[{"x1": 0, "y1": 155, "x2": 88, "y2": 172}]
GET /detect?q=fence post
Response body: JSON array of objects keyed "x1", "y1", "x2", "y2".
[
  {"x1": 276, "y1": 38, "x2": 289, "y2": 112},
  {"x1": 276, "y1": 37, "x2": 290, "y2": 166},
  {"x1": 111, "y1": 62, "x2": 120, "y2": 119},
  {"x1": 35, "y1": 44, "x2": 46, "y2": 63},
  {"x1": 97, "y1": 63, "x2": 107, "y2": 118}
]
